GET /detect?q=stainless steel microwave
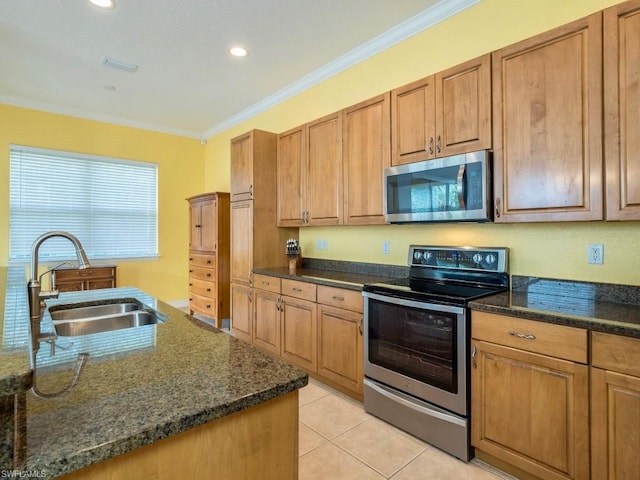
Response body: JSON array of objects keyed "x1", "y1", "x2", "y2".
[{"x1": 384, "y1": 150, "x2": 492, "y2": 223}]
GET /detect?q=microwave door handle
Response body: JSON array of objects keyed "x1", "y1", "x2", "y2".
[{"x1": 456, "y1": 164, "x2": 466, "y2": 210}]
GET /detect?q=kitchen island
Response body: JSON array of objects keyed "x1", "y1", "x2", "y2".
[{"x1": 0, "y1": 266, "x2": 307, "y2": 479}]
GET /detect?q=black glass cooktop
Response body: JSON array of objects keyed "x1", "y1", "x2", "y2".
[{"x1": 363, "y1": 277, "x2": 507, "y2": 305}]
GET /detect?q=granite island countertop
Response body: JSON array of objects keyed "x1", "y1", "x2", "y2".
[
  {"x1": 0, "y1": 267, "x2": 307, "y2": 478},
  {"x1": 470, "y1": 275, "x2": 640, "y2": 339}
]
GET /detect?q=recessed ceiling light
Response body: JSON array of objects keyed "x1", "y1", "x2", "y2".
[
  {"x1": 89, "y1": 0, "x2": 116, "y2": 9},
  {"x1": 229, "y1": 46, "x2": 248, "y2": 58}
]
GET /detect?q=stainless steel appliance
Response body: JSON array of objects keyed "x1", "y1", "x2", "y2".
[
  {"x1": 362, "y1": 245, "x2": 508, "y2": 461},
  {"x1": 384, "y1": 150, "x2": 492, "y2": 223}
]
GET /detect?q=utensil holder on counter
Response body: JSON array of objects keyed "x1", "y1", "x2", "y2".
[{"x1": 286, "y1": 238, "x2": 301, "y2": 274}]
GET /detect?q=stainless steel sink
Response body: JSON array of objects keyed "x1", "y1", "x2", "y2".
[{"x1": 49, "y1": 298, "x2": 167, "y2": 337}]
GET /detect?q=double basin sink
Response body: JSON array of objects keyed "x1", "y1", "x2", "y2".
[{"x1": 48, "y1": 298, "x2": 167, "y2": 337}]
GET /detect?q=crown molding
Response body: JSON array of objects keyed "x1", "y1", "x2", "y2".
[{"x1": 203, "y1": 0, "x2": 480, "y2": 139}]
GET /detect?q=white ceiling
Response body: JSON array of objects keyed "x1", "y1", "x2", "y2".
[{"x1": 0, "y1": 0, "x2": 477, "y2": 139}]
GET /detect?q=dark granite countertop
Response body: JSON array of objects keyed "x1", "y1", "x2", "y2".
[
  {"x1": 0, "y1": 267, "x2": 307, "y2": 478},
  {"x1": 470, "y1": 276, "x2": 640, "y2": 339},
  {"x1": 253, "y1": 258, "x2": 406, "y2": 291}
]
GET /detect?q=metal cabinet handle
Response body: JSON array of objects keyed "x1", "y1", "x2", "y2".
[
  {"x1": 472, "y1": 345, "x2": 477, "y2": 369},
  {"x1": 292, "y1": 287, "x2": 302, "y2": 292},
  {"x1": 495, "y1": 198, "x2": 501, "y2": 218},
  {"x1": 358, "y1": 318, "x2": 363, "y2": 335},
  {"x1": 436, "y1": 135, "x2": 442, "y2": 153},
  {"x1": 508, "y1": 330, "x2": 536, "y2": 340},
  {"x1": 428, "y1": 137, "x2": 434, "y2": 155},
  {"x1": 249, "y1": 184, "x2": 253, "y2": 197},
  {"x1": 332, "y1": 295, "x2": 344, "y2": 301}
]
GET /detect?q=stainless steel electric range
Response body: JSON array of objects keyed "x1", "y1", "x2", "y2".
[{"x1": 362, "y1": 245, "x2": 509, "y2": 461}]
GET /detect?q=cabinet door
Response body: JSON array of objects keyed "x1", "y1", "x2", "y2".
[
  {"x1": 317, "y1": 304, "x2": 363, "y2": 396},
  {"x1": 391, "y1": 75, "x2": 436, "y2": 166},
  {"x1": 188, "y1": 201, "x2": 201, "y2": 251},
  {"x1": 307, "y1": 112, "x2": 343, "y2": 226},
  {"x1": 277, "y1": 125, "x2": 305, "y2": 227},
  {"x1": 435, "y1": 54, "x2": 491, "y2": 157},
  {"x1": 471, "y1": 340, "x2": 589, "y2": 480},
  {"x1": 230, "y1": 200, "x2": 253, "y2": 286},
  {"x1": 343, "y1": 93, "x2": 390, "y2": 225},
  {"x1": 230, "y1": 131, "x2": 254, "y2": 201},
  {"x1": 253, "y1": 290, "x2": 281, "y2": 356},
  {"x1": 281, "y1": 296, "x2": 317, "y2": 372},
  {"x1": 604, "y1": 1, "x2": 640, "y2": 220},
  {"x1": 198, "y1": 198, "x2": 217, "y2": 253},
  {"x1": 591, "y1": 367, "x2": 640, "y2": 480},
  {"x1": 492, "y1": 13, "x2": 603, "y2": 222},
  {"x1": 230, "y1": 283, "x2": 252, "y2": 343}
]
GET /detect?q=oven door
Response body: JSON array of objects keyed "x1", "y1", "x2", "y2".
[{"x1": 363, "y1": 291, "x2": 468, "y2": 416}]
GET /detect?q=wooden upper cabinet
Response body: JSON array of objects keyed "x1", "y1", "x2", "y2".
[
  {"x1": 604, "y1": 0, "x2": 640, "y2": 220},
  {"x1": 343, "y1": 93, "x2": 390, "y2": 225},
  {"x1": 277, "y1": 112, "x2": 343, "y2": 226},
  {"x1": 277, "y1": 125, "x2": 305, "y2": 227},
  {"x1": 189, "y1": 195, "x2": 218, "y2": 253},
  {"x1": 391, "y1": 75, "x2": 436, "y2": 165},
  {"x1": 390, "y1": 54, "x2": 491, "y2": 166},
  {"x1": 492, "y1": 13, "x2": 603, "y2": 222},
  {"x1": 230, "y1": 131, "x2": 254, "y2": 202},
  {"x1": 307, "y1": 112, "x2": 343, "y2": 226},
  {"x1": 436, "y1": 54, "x2": 491, "y2": 157}
]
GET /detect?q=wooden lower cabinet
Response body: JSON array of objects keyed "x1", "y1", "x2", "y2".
[
  {"x1": 52, "y1": 265, "x2": 116, "y2": 292},
  {"x1": 230, "y1": 283, "x2": 252, "y2": 343},
  {"x1": 253, "y1": 288, "x2": 281, "y2": 356},
  {"x1": 317, "y1": 304, "x2": 363, "y2": 398},
  {"x1": 591, "y1": 332, "x2": 640, "y2": 480},
  {"x1": 471, "y1": 312, "x2": 589, "y2": 480},
  {"x1": 247, "y1": 276, "x2": 364, "y2": 399},
  {"x1": 281, "y1": 295, "x2": 317, "y2": 372}
]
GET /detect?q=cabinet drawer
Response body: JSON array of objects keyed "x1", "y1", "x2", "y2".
[
  {"x1": 317, "y1": 285, "x2": 363, "y2": 313},
  {"x1": 189, "y1": 253, "x2": 216, "y2": 268},
  {"x1": 253, "y1": 274, "x2": 281, "y2": 294},
  {"x1": 282, "y1": 279, "x2": 316, "y2": 301},
  {"x1": 53, "y1": 266, "x2": 116, "y2": 282},
  {"x1": 190, "y1": 293, "x2": 217, "y2": 317},
  {"x1": 592, "y1": 332, "x2": 640, "y2": 377},
  {"x1": 190, "y1": 277, "x2": 216, "y2": 298},
  {"x1": 189, "y1": 265, "x2": 215, "y2": 281},
  {"x1": 472, "y1": 311, "x2": 587, "y2": 363}
]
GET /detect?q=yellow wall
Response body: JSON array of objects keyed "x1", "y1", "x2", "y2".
[
  {"x1": 0, "y1": 104, "x2": 205, "y2": 301},
  {"x1": 204, "y1": 0, "x2": 640, "y2": 286}
]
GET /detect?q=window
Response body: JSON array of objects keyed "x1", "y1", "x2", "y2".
[{"x1": 9, "y1": 145, "x2": 158, "y2": 263}]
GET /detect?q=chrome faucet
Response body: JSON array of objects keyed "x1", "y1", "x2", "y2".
[{"x1": 27, "y1": 231, "x2": 91, "y2": 352}]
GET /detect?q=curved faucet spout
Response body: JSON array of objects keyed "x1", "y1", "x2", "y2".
[{"x1": 29, "y1": 231, "x2": 91, "y2": 284}]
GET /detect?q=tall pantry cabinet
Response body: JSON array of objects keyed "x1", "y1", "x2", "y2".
[
  {"x1": 229, "y1": 130, "x2": 297, "y2": 342},
  {"x1": 187, "y1": 192, "x2": 230, "y2": 328}
]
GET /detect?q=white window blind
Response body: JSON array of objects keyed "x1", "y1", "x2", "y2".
[{"x1": 9, "y1": 145, "x2": 158, "y2": 263}]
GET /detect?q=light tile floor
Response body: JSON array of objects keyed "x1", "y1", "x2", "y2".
[{"x1": 298, "y1": 378, "x2": 513, "y2": 480}]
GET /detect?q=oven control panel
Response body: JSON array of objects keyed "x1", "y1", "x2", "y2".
[{"x1": 408, "y1": 246, "x2": 508, "y2": 273}]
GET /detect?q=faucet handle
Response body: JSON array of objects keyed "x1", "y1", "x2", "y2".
[{"x1": 39, "y1": 290, "x2": 59, "y2": 300}]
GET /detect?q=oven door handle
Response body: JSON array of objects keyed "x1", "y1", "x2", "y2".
[{"x1": 364, "y1": 379, "x2": 466, "y2": 427}]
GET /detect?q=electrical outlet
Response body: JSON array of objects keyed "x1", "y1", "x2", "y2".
[
  {"x1": 588, "y1": 244, "x2": 604, "y2": 265},
  {"x1": 382, "y1": 241, "x2": 390, "y2": 254},
  {"x1": 323, "y1": 239, "x2": 329, "y2": 250},
  {"x1": 315, "y1": 239, "x2": 323, "y2": 250},
  {"x1": 316, "y1": 239, "x2": 328, "y2": 251}
]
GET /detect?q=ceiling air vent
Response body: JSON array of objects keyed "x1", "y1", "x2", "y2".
[{"x1": 101, "y1": 57, "x2": 138, "y2": 73}]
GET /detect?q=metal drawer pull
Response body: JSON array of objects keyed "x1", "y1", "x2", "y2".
[
  {"x1": 508, "y1": 330, "x2": 536, "y2": 340},
  {"x1": 261, "y1": 281, "x2": 270, "y2": 286},
  {"x1": 292, "y1": 287, "x2": 302, "y2": 292},
  {"x1": 332, "y1": 295, "x2": 344, "y2": 301}
]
